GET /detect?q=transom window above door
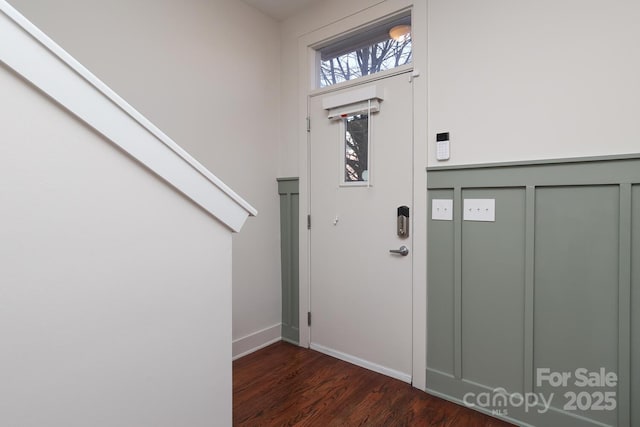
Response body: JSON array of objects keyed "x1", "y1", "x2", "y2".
[{"x1": 316, "y1": 12, "x2": 412, "y2": 88}]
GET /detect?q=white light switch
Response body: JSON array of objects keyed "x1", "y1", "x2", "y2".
[
  {"x1": 432, "y1": 199, "x2": 453, "y2": 221},
  {"x1": 463, "y1": 199, "x2": 495, "y2": 222}
]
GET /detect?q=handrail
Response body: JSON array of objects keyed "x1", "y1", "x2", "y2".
[{"x1": 0, "y1": 0, "x2": 257, "y2": 231}]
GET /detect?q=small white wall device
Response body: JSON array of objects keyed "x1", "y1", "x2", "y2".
[{"x1": 436, "y1": 132, "x2": 450, "y2": 161}]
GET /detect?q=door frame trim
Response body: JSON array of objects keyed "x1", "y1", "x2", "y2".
[{"x1": 296, "y1": 0, "x2": 428, "y2": 390}]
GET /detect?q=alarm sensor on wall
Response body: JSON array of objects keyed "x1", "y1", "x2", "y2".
[{"x1": 436, "y1": 132, "x2": 450, "y2": 161}]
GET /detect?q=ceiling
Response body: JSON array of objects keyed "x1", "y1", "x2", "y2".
[{"x1": 243, "y1": 0, "x2": 325, "y2": 21}]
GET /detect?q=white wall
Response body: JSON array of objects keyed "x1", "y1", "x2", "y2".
[
  {"x1": 0, "y1": 65, "x2": 232, "y2": 426},
  {"x1": 428, "y1": 0, "x2": 640, "y2": 166},
  {"x1": 8, "y1": 0, "x2": 283, "y2": 351},
  {"x1": 281, "y1": 0, "x2": 640, "y2": 174}
]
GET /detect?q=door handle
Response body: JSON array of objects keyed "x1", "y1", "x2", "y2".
[{"x1": 389, "y1": 246, "x2": 409, "y2": 256}]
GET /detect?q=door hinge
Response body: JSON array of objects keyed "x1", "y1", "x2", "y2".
[
  {"x1": 306, "y1": 117, "x2": 311, "y2": 132},
  {"x1": 307, "y1": 311, "x2": 311, "y2": 326},
  {"x1": 307, "y1": 214, "x2": 311, "y2": 230}
]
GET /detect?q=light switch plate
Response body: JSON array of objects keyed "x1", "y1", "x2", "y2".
[
  {"x1": 432, "y1": 199, "x2": 453, "y2": 221},
  {"x1": 463, "y1": 199, "x2": 495, "y2": 222}
]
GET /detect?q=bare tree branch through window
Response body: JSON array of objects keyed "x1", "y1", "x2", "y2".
[{"x1": 320, "y1": 36, "x2": 412, "y2": 87}]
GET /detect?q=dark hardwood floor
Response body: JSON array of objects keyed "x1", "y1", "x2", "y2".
[{"x1": 233, "y1": 341, "x2": 514, "y2": 426}]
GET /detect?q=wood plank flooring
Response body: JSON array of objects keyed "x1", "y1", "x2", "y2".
[{"x1": 233, "y1": 341, "x2": 514, "y2": 426}]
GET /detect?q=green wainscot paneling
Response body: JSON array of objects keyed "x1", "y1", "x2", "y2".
[
  {"x1": 278, "y1": 178, "x2": 299, "y2": 344},
  {"x1": 427, "y1": 189, "x2": 455, "y2": 377},
  {"x1": 534, "y1": 186, "x2": 619, "y2": 427},
  {"x1": 632, "y1": 185, "x2": 640, "y2": 427},
  {"x1": 426, "y1": 154, "x2": 640, "y2": 427},
  {"x1": 461, "y1": 188, "x2": 525, "y2": 393}
]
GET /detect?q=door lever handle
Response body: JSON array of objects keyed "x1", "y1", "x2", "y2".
[{"x1": 389, "y1": 246, "x2": 409, "y2": 256}]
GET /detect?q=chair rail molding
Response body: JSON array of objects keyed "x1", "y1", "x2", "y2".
[{"x1": 0, "y1": 1, "x2": 256, "y2": 232}]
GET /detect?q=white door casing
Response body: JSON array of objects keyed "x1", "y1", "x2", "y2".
[{"x1": 308, "y1": 71, "x2": 414, "y2": 382}]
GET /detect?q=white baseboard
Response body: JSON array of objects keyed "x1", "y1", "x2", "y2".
[
  {"x1": 232, "y1": 323, "x2": 281, "y2": 360},
  {"x1": 310, "y1": 342, "x2": 412, "y2": 383}
]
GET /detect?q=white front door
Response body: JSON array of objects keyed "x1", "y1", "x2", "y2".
[{"x1": 309, "y1": 71, "x2": 413, "y2": 382}]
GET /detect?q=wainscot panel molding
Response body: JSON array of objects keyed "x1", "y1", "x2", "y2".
[
  {"x1": 426, "y1": 154, "x2": 640, "y2": 427},
  {"x1": 278, "y1": 178, "x2": 300, "y2": 344}
]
